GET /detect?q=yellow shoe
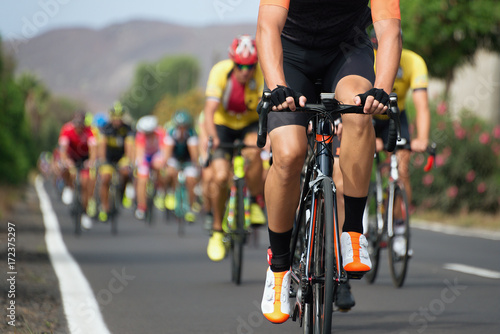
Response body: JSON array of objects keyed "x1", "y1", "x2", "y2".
[
  {"x1": 87, "y1": 198, "x2": 97, "y2": 218},
  {"x1": 165, "y1": 193, "x2": 176, "y2": 211},
  {"x1": 191, "y1": 202, "x2": 202, "y2": 213},
  {"x1": 207, "y1": 231, "x2": 226, "y2": 262},
  {"x1": 185, "y1": 211, "x2": 196, "y2": 223},
  {"x1": 154, "y1": 195, "x2": 165, "y2": 211},
  {"x1": 122, "y1": 196, "x2": 132, "y2": 209},
  {"x1": 98, "y1": 211, "x2": 108, "y2": 223},
  {"x1": 250, "y1": 203, "x2": 266, "y2": 225}
]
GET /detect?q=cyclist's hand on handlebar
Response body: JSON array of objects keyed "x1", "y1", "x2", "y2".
[
  {"x1": 203, "y1": 134, "x2": 219, "y2": 151},
  {"x1": 354, "y1": 88, "x2": 390, "y2": 114},
  {"x1": 411, "y1": 138, "x2": 429, "y2": 153},
  {"x1": 270, "y1": 85, "x2": 306, "y2": 111}
]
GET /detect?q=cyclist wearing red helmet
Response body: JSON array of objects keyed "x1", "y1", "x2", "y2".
[{"x1": 203, "y1": 35, "x2": 266, "y2": 262}]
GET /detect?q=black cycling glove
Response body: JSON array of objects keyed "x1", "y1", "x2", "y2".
[
  {"x1": 270, "y1": 85, "x2": 303, "y2": 108},
  {"x1": 356, "y1": 88, "x2": 390, "y2": 106}
]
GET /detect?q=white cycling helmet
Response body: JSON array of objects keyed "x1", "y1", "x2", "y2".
[{"x1": 136, "y1": 115, "x2": 158, "y2": 134}]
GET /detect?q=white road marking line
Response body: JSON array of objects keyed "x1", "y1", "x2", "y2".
[
  {"x1": 35, "y1": 176, "x2": 111, "y2": 334},
  {"x1": 412, "y1": 219, "x2": 500, "y2": 241},
  {"x1": 444, "y1": 263, "x2": 500, "y2": 279}
]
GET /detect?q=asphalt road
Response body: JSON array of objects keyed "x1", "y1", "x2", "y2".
[{"x1": 46, "y1": 184, "x2": 500, "y2": 334}]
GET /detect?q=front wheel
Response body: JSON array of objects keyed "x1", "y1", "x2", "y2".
[
  {"x1": 387, "y1": 185, "x2": 410, "y2": 288},
  {"x1": 231, "y1": 179, "x2": 245, "y2": 285},
  {"x1": 312, "y1": 178, "x2": 335, "y2": 334}
]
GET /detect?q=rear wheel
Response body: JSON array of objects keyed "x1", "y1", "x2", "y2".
[
  {"x1": 364, "y1": 183, "x2": 381, "y2": 284},
  {"x1": 387, "y1": 185, "x2": 410, "y2": 288}
]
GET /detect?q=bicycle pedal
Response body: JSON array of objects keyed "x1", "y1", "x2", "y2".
[{"x1": 347, "y1": 272, "x2": 366, "y2": 280}]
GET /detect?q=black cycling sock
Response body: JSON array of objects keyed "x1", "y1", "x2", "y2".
[
  {"x1": 268, "y1": 228, "x2": 292, "y2": 272},
  {"x1": 343, "y1": 195, "x2": 367, "y2": 234}
]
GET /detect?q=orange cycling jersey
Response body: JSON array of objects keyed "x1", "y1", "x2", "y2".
[{"x1": 260, "y1": 0, "x2": 400, "y2": 49}]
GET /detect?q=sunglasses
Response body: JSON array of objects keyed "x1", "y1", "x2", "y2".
[{"x1": 235, "y1": 63, "x2": 256, "y2": 71}]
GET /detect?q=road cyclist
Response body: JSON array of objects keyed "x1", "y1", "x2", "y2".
[
  {"x1": 134, "y1": 115, "x2": 168, "y2": 221},
  {"x1": 95, "y1": 102, "x2": 135, "y2": 223},
  {"x1": 203, "y1": 34, "x2": 267, "y2": 262},
  {"x1": 256, "y1": 0, "x2": 402, "y2": 325},
  {"x1": 58, "y1": 111, "x2": 98, "y2": 230},
  {"x1": 164, "y1": 109, "x2": 200, "y2": 224}
]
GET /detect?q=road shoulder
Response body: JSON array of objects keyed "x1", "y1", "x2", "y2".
[{"x1": 0, "y1": 182, "x2": 68, "y2": 333}]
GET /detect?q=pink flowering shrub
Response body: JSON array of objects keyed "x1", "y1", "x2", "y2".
[{"x1": 409, "y1": 101, "x2": 500, "y2": 213}]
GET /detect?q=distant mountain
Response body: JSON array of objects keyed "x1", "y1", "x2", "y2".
[{"x1": 4, "y1": 20, "x2": 257, "y2": 112}]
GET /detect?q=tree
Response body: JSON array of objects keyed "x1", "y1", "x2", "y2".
[
  {"x1": 121, "y1": 55, "x2": 200, "y2": 120},
  {"x1": 17, "y1": 72, "x2": 50, "y2": 138},
  {"x1": 0, "y1": 35, "x2": 35, "y2": 184},
  {"x1": 401, "y1": 0, "x2": 500, "y2": 96},
  {"x1": 154, "y1": 89, "x2": 205, "y2": 126}
]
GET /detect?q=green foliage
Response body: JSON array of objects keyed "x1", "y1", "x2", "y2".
[
  {"x1": 154, "y1": 89, "x2": 205, "y2": 127},
  {"x1": 409, "y1": 101, "x2": 500, "y2": 213},
  {"x1": 401, "y1": 0, "x2": 500, "y2": 87},
  {"x1": 121, "y1": 55, "x2": 200, "y2": 120},
  {"x1": 0, "y1": 73, "x2": 34, "y2": 185}
]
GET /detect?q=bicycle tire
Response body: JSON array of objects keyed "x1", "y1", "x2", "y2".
[
  {"x1": 289, "y1": 183, "x2": 311, "y2": 332},
  {"x1": 73, "y1": 199, "x2": 83, "y2": 236},
  {"x1": 312, "y1": 178, "x2": 335, "y2": 334},
  {"x1": 175, "y1": 183, "x2": 187, "y2": 236},
  {"x1": 109, "y1": 180, "x2": 119, "y2": 235},
  {"x1": 146, "y1": 196, "x2": 154, "y2": 225},
  {"x1": 145, "y1": 178, "x2": 155, "y2": 226},
  {"x1": 364, "y1": 183, "x2": 381, "y2": 284},
  {"x1": 387, "y1": 185, "x2": 410, "y2": 288},
  {"x1": 73, "y1": 178, "x2": 83, "y2": 236},
  {"x1": 231, "y1": 178, "x2": 245, "y2": 285}
]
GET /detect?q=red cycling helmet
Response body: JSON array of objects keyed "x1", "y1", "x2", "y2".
[{"x1": 228, "y1": 35, "x2": 258, "y2": 65}]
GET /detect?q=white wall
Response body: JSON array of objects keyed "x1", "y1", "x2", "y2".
[{"x1": 428, "y1": 49, "x2": 500, "y2": 124}]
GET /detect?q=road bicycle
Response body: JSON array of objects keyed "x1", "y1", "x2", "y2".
[
  {"x1": 363, "y1": 138, "x2": 436, "y2": 287},
  {"x1": 145, "y1": 169, "x2": 158, "y2": 226},
  {"x1": 173, "y1": 166, "x2": 191, "y2": 236},
  {"x1": 257, "y1": 91, "x2": 400, "y2": 333},
  {"x1": 101, "y1": 163, "x2": 123, "y2": 235},
  {"x1": 205, "y1": 138, "x2": 257, "y2": 285},
  {"x1": 70, "y1": 162, "x2": 87, "y2": 236}
]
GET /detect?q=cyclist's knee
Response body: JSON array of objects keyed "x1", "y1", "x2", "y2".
[{"x1": 272, "y1": 149, "x2": 305, "y2": 179}]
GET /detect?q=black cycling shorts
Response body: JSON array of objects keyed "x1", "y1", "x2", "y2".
[
  {"x1": 214, "y1": 122, "x2": 259, "y2": 160},
  {"x1": 268, "y1": 36, "x2": 375, "y2": 133}
]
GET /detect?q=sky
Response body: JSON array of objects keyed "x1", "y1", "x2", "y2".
[{"x1": 0, "y1": 0, "x2": 261, "y2": 40}]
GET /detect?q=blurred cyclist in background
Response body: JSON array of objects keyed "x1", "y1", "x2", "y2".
[
  {"x1": 164, "y1": 110, "x2": 200, "y2": 222},
  {"x1": 134, "y1": 115, "x2": 168, "y2": 220},
  {"x1": 370, "y1": 29, "x2": 430, "y2": 208},
  {"x1": 203, "y1": 34, "x2": 266, "y2": 262},
  {"x1": 58, "y1": 111, "x2": 97, "y2": 229},
  {"x1": 97, "y1": 102, "x2": 135, "y2": 222}
]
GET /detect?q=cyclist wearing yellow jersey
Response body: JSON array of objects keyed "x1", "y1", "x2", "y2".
[
  {"x1": 96, "y1": 103, "x2": 135, "y2": 222},
  {"x1": 203, "y1": 35, "x2": 266, "y2": 262},
  {"x1": 371, "y1": 30, "x2": 430, "y2": 208}
]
